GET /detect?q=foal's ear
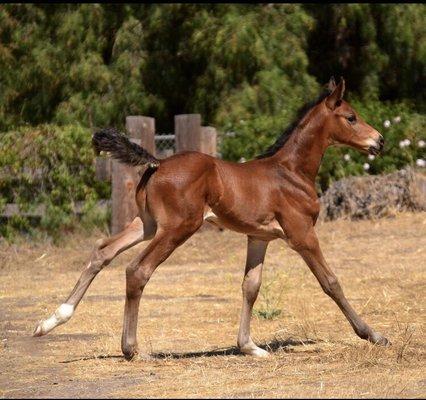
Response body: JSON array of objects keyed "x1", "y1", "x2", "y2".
[
  {"x1": 325, "y1": 77, "x2": 345, "y2": 110},
  {"x1": 327, "y1": 76, "x2": 336, "y2": 91}
]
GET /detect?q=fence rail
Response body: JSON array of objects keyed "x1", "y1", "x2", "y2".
[{"x1": 155, "y1": 134, "x2": 175, "y2": 140}]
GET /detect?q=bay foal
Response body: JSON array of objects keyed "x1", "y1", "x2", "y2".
[{"x1": 34, "y1": 78, "x2": 389, "y2": 359}]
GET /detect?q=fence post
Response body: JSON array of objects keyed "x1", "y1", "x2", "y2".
[
  {"x1": 126, "y1": 116, "x2": 156, "y2": 155},
  {"x1": 95, "y1": 157, "x2": 112, "y2": 181},
  {"x1": 111, "y1": 116, "x2": 156, "y2": 234},
  {"x1": 200, "y1": 126, "x2": 217, "y2": 157},
  {"x1": 175, "y1": 114, "x2": 202, "y2": 153}
]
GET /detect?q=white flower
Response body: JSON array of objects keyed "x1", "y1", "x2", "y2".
[
  {"x1": 418, "y1": 140, "x2": 425, "y2": 148},
  {"x1": 416, "y1": 159, "x2": 426, "y2": 167},
  {"x1": 399, "y1": 139, "x2": 411, "y2": 148},
  {"x1": 383, "y1": 120, "x2": 391, "y2": 128},
  {"x1": 239, "y1": 157, "x2": 246, "y2": 163},
  {"x1": 393, "y1": 116, "x2": 401, "y2": 123},
  {"x1": 343, "y1": 154, "x2": 351, "y2": 161},
  {"x1": 368, "y1": 154, "x2": 375, "y2": 160},
  {"x1": 226, "y1": 131, "x2": 236, "y2": 137},
  {"x1": 363, "y1": 163, "x2": 370, "y2": 171}
]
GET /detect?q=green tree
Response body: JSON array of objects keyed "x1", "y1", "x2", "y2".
[
  {"x1": 190, "y1": 4, "x2": 319, "y2": 159},
  {"x1": 371, "y1": 4, "x2": 426, "y2": 105},
  {"x1": 306, "y1": 4, "x2": 425, "y2": 105}
]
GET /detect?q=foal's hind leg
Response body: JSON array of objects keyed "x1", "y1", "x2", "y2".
[
  {"x1": 33, "y1": 217, "x2": 154, "y2": 337},
  {"x1": 237, "y1": 237, "x2": 270, "y2": 357},
  {"x1": 121, "y1": 223, "x2": 201, "y2": 360}
]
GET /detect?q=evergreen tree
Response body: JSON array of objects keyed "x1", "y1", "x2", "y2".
[{"x1": 0, "y1": 3, "x2": 424, "y2": 160}]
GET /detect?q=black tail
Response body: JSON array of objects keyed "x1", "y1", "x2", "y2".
[{"x1": 92, "y1": 128, "x2": 160, "y2": 168}]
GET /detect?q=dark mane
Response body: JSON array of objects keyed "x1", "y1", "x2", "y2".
[{"x1": 256, "y1": 89, "x2": 332, "y2": 159}]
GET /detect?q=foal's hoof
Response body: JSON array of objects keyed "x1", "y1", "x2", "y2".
[
  {"x1": 370, "y1": 333, "x2": 391, "y2": 347},
  {"x1": 240, "y1": 345, "x2": 270, "y2": 358},
  {"x1": 375, "y1": 336, "x2": 391, "y2": 347},
  {"x1": 33, "y1": 321, "x2": 46, "y2": 337},
  {"x1": 123, "y1": 351, "x2": 137, "y2": 361},
  {"x1": 122, "y1": 345, "x2": 139, "y2": 361}
]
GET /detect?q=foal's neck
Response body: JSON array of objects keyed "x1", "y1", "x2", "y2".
[{"x1": 272, "y1": 115, "x2": 328, "y2": 184}]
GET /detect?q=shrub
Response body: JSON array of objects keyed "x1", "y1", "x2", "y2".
[{"x1": 0, "y1": 124, "x2": 110, "y2": 239}]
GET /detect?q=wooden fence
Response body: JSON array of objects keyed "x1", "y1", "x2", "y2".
[{"x1": 96, "y1": 114, "x2": 217, "y2": 234}]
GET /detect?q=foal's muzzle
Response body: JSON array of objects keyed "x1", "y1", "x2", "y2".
[{"x1": 368, "y1": 136, "x2": 384, "y2": 155}]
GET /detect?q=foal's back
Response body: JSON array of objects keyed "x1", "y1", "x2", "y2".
[{"x1": 142, "y1": 151, "x2": 280, "y2": 236}]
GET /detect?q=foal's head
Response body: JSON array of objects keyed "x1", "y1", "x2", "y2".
[{"x1": 320, "y1": 77, "x2": 384, "y2": 155}]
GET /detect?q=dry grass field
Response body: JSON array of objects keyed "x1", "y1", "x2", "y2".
[{"x1": 1, "y1": 212, "x2": 425, "y2": 398}]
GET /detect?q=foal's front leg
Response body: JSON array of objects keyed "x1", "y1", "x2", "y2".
[
  {"x1": 33, "y1": 217, "x2": 150, "y2": 337},
  {"x1": 237, "y1": 237, "x2": 270, "y2": 357},
  {"x1": 292, "y1": 228, "x2": 389, "y2": 346}
]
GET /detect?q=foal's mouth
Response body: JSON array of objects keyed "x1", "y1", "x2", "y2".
[
  {"x1": 368, "y1": 145, "x2": 382, "y2": 156},
  {"x1": 367, "y1": 136, "x2": 384, "y2": 156}
]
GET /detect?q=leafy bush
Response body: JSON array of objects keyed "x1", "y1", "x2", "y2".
[{"x1": 0, "y1": 124, "x2": 110, "y2": 239}]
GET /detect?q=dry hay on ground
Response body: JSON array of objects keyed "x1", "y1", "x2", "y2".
[
  {"x1": 320, "y1": 168, "x2": 426, "y2": 221},
  {"x1": 1, "y1": 212, "x2": 425, "y2": 398}
]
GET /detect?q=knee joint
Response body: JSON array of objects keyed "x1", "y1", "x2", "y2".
[
  {"x1": 242, "y1": 276, "x2": 261, "y2": 297},
  {"x1": 322, "y1": 277, "x2": 341, "y2": 298},
  {"x1": 126, "y1": 264, "x2": 151, "y2": 287},
  {"x1": 90, "y1": 246, "x2": 115, "y2": 268},
  {"x1": 86, "y1": 257, "x2": 104, "y2": 273},
  {"x1": 242, "y1": 275, "x2": 261, "y2": 289}
]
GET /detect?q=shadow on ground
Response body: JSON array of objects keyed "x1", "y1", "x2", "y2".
[{"x1": 61, "y1": 337, "x2": 319, "y2": 363}]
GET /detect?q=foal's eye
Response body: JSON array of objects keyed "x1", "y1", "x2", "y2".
[{"x1": 347, "y1": 115, "x2": 356, "y2": 124}]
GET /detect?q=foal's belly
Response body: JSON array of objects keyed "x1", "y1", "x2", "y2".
[{"x1": 203, "y1": 209, "x2": 286, "y2": 241}]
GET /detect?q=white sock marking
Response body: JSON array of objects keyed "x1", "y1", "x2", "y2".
[{"x1": 35, "y1": 303, "x2": 74, "y2": 336}]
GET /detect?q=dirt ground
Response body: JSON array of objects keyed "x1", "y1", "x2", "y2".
[{"x1": 1, "y1": 212, "x2": 425, "y2": 398}]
